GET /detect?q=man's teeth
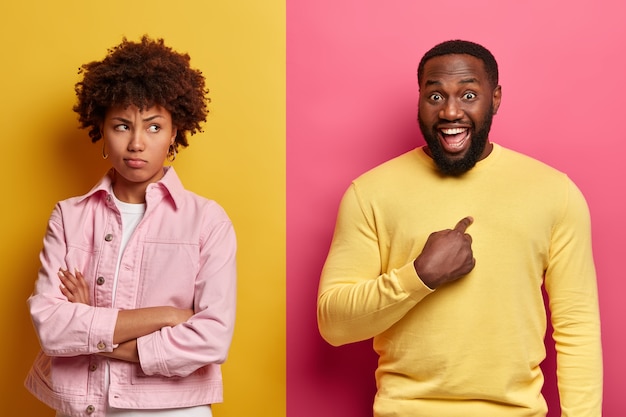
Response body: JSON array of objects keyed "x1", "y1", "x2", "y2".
[{"x1": 441, "y1": 128, "x2": 467, "y2": 135}]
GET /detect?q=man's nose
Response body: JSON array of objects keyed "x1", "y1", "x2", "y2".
[{"x1": 440, "y1": 99, "x2": 464, "y2": 121}]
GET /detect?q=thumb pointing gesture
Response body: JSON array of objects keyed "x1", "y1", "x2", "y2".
[{"x1": 413, "y1": 217, "x2": 476, "y2": 289}]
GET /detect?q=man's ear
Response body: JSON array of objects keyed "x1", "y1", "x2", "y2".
[{"x1": 492, "y1": 85, "x2": 502, "y2": 115}]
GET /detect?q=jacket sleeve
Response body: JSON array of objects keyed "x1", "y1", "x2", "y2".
[
  {"x1": 544, "y1": 179, "x2": 603, "y2": 416},
  {"x1": 28, "y1": 205, "x2": 119, "y2": 356},
  {"x1": 317, "y1": 183, "x2": 433, "y2": 346},
  {"x1": 137, "y1": 213, "x2": 237, "y2": 378}
]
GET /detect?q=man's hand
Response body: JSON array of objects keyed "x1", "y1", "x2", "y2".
[
  {"x1": 413, "y1": 217, "x2": 476, "y2": 289},
  {"x1": 58, "y1": 268, "x2": 91, "y2": 305}
]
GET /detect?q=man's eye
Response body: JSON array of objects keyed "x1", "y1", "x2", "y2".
[
  {"x1": 429, "y1": 94, "x2": 442, "y2": 101},
  {"x1": 463, "y1": 92, "x2": 477, "y2": 100}
]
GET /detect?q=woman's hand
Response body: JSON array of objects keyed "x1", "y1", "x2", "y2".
[
  {"x1": 58, "y1": 268, "x2": 91, "y2": 305},
  {"x1": 58, "y1": 268, "x2": 194, "y2": 347}
]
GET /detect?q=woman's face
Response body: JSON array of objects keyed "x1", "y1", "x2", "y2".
[{"x1": 102, "y1": 104, "x2": 177, "y2": 203}]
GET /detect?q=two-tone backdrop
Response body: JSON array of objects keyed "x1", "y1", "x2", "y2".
[{"x1": 2, "y1": 0, "x2": 623, "y2": 416}]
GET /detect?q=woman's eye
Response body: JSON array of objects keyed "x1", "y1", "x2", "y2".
[
  {"x1": 114, "y1": 124, "x2": 129, "y2": 131},
  {"x1": 148, "y1": 125, "x2": 160, "y2": 133}
]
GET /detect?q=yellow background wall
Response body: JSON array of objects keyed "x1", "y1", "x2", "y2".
[{"x1": 1, "y1": 1, "x2": 285, "y2": 416}]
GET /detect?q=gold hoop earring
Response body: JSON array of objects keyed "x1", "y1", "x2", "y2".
[
  {"x1": 102, "y1": 140, "x2": 108, "y2": 159},
  {"x1": 167, "y1": 145, "x2": 177, "y2": 162}
]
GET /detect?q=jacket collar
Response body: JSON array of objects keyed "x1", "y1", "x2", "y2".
[{"x1": 77, "y1": 166, "x2": 185, "y2": 209}]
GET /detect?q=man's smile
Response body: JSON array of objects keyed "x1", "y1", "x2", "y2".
[{"x1": 438, "y1": 127, "x2": 470, "y2": 153}]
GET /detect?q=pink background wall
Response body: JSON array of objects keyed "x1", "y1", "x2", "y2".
[{"x1": 287, "y1": 1, "x2": 625, "y2": 416}]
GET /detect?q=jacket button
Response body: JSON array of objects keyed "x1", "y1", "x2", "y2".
[
  {"x1": 89, "y1": 363, "x2": 98, "y2": 372},
  {"x1": 96, "y1": 276, "x2": 105, "y2": 285},
  {"x1": 97, "y1": 341, "x2": 106, "y2": 350},
  {"x1": 86, "y1": 405, "x2": 95, "y2": 414},
  {"x1": 104, "y1": 234, "x2": 113, "y2": 242}
]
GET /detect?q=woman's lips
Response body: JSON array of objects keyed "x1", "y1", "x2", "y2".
[{"x1": 124, "y1": 158, "x2": 147, "y2": 168}]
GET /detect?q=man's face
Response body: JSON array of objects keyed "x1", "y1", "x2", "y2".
[{"x1": 418, "y1": 54, "x2": 501, "y2": 176}]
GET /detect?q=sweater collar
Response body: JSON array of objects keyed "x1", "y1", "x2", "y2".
[{"x1": 416, "y1": 142, "x2": 502, "y2": 175}]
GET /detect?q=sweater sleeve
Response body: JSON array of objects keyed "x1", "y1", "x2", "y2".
[
  {"x1": 317, "y1": 183, "x2": 433, "y2": 346},
  {"x1": 544, "y1": 178, "x2": 603, "y2": 416},
  {"x1": 28, "y1": 205, "x2": 119, "y2": 356}
]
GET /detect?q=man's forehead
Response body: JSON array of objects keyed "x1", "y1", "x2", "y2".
[{"x1": 421, "y1": 54, "x2": 487, "y2": 85}]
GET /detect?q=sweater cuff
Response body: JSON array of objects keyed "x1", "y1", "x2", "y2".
[{"x1": 395, "y1": 262, "x2": 434, "y2": 301}]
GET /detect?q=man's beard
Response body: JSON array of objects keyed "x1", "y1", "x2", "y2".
[{"x1": 418, "y1": 110, "x2": 494, "y2": 176}]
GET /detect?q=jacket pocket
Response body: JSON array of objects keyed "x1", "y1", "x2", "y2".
[
  {"x1": 136, "y1": 241, "x2": 199, "y2": 308},
  {"x1": 130, "y1": 363, "x2": 217, "y2": 386},
  {"x1": 32, "y1": 352, "x2": 89, "y2": 395}
]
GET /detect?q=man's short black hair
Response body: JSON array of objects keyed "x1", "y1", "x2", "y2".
[{"x1": 417, "y1": 40, "x2": 499, "y2": 88}]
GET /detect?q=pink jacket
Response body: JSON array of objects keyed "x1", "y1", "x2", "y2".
[{"x1": 25, "y1": 167, "x2": 237, "y2": 417}]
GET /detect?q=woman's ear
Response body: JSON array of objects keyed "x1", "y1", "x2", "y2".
[{"x1": 171, "y1": 128, "x2": 178, "y2": 144}]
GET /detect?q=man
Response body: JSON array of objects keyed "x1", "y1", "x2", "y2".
[{"x1": 317, "y1": 40, "x2": 602, "y2": 416}]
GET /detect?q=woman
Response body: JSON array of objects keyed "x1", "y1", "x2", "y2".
[{"x1": 25, "y1": 36, "x2": 236, "y2": 417}]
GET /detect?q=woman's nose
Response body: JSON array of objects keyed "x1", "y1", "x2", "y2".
[{"x1": 128, "y1": 131, "x2": 145, "y2": 151}]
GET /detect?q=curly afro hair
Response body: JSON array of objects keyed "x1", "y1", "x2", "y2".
[{"x1": 73, "y1": 35, "x2": 209, "y2": 152}]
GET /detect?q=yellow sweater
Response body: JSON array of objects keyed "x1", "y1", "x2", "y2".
[{"x1": 318, "y1": 144, "x2": 602, "y2": 417}]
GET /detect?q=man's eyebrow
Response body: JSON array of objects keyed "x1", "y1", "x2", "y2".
[
  {"x1": 424, "y1": 77, "x2": 479, "y2": 87},
  {"x1": 424, "y1": 80, "x2": 442, "y2": 87}
]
